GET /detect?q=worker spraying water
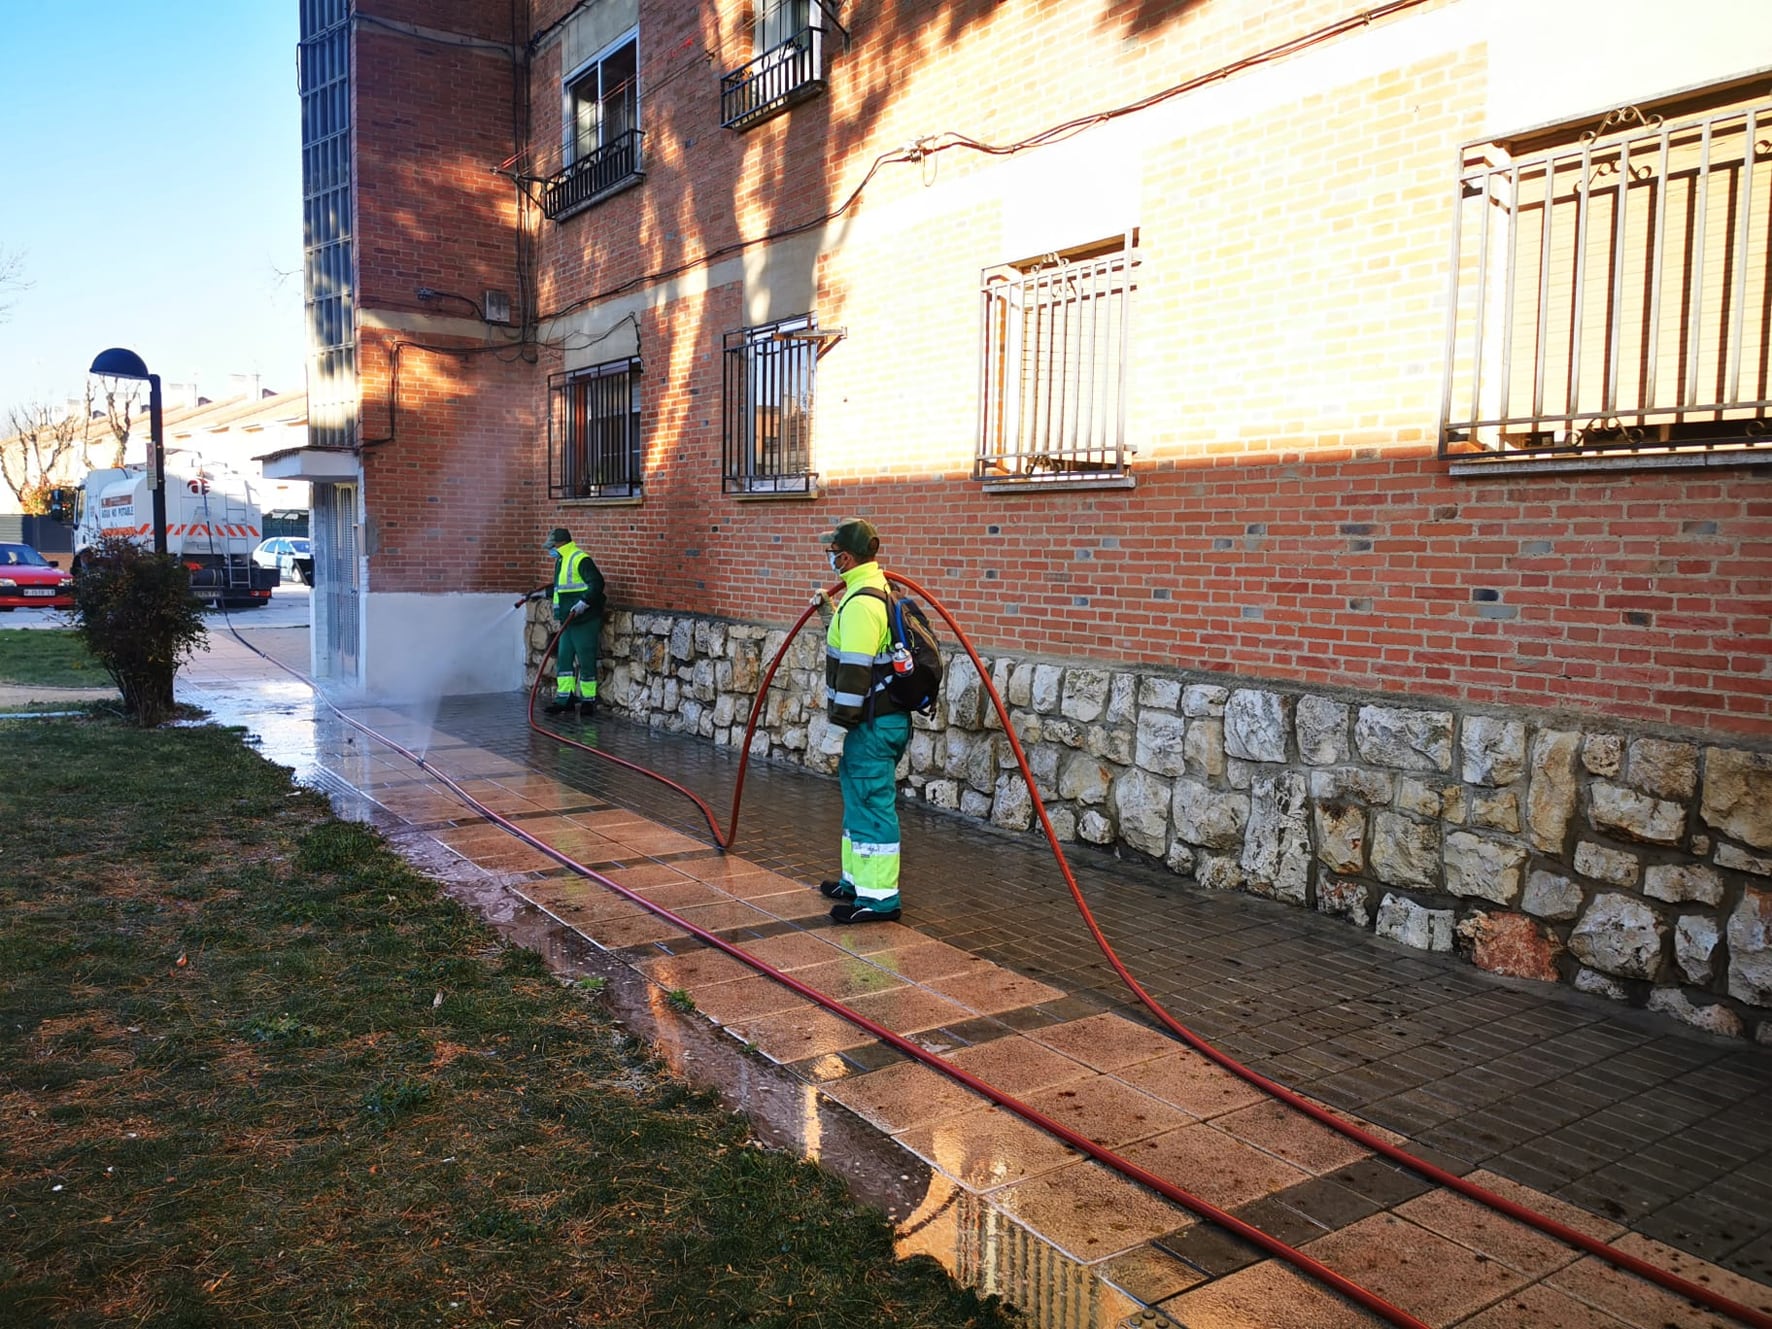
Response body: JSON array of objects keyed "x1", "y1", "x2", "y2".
[{"x1": 516, "y1": 527, "x2": 606, "y2": 717}]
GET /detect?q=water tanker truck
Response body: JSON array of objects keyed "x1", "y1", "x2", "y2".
[{"x1": 49, "y1": 461, "x2": 277, "y2": 609}]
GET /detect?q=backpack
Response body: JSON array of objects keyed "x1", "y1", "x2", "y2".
[{"x1": 853, "y1": 587, "x2": 944, "y2": 716}]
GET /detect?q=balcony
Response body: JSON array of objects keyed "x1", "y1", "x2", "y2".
[
  {"x1": 541, "y1": 129, "x2": 644, "y2": 222},
  {"x1": 720, "y1": 27, "x2": 826, "y2": 131}
]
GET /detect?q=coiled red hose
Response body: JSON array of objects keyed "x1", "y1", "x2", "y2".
[{"x1": 523, "y1": 582, "x2": 1772, "y2": 1329}]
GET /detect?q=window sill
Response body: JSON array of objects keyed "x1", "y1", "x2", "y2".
[
  {"x1": 978, "y1": 472, "x2": 1136, "y2": 495},
  {"x1": 1449, "y1": 446, "x2": 1772, "y2": 478},
  {"x1": 727, "y1": 480, "x2": 821, "y2": 501},
  {"x1": 560, "y1": 494, "x2": 643, "y2": 507}
]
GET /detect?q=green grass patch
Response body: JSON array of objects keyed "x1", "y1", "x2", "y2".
[
  {"x1": 0, "y1": 628, "x2": 110, "y2": 689},
  {"x1": 0, "y1": 717, "x2": 1018, "y2": 1328}
]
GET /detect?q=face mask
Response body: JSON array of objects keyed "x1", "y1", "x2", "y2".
[{"x1": 828, "y1": 551, "x2": 843, "y2": 572}]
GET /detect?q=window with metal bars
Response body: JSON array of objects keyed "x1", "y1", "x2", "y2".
[
  {"x1": 1442, "y1": 83, "x2": 1772, "y2": 469},
  {"x1": 976, "y1": 233, "x2": 1138, "y2": 486},
  {"x1": 548, "y1": 359, "x2": 643, "y2": 500},
  {"x1": 544, "y1": 34, "x2": 642, "y2": 221},
  {"x1": 721, "y1": 0, "x2": 826, "y2": 131},
  {"x1": 722, "y1": 318, "x2": 818, "y2": 494}
]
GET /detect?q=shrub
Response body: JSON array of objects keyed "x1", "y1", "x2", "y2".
[{"x1": 70, "y1": 536, "x2": 207, "y2": 726}]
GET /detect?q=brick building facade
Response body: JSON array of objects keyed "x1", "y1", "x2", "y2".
[{"x1": 297, "y1": 0, "x2": 1772, "y2": 1025}]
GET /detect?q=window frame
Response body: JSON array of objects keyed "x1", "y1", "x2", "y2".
[
  {"x1": 719, "y1": 0, "x2": 827, "y2": 132},
  {"x1": 721, "y1": 315, "x2": 820, "y2": 496},
  {"x1": 1440, "y1": 80, "x2": 1772, "y2": 474},
  {"x1": 975, "y1": 231, "x2": 1140, "y2": 491},
  {"x1": 547, "y1": 357, "x2": 645, "y2": 502},
  {"x1": 543, "y1": 29, "x2": 644, "y2": 221}
]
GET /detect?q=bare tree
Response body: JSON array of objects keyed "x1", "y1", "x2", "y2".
[
  {"x1": 95, "y1": 378, "x2": 142, "y2": 466},
  {"x1": 0, "y1": 247, "x2": 27, "y2": 322},
  {"x1": 2, "y1": 400, "x2": 89, "y2": 514}
]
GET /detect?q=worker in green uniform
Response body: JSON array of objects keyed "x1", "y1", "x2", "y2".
[
  {"x1": 520, "y1": 527, "x2": 606, "y2": 716},
  {"x1": 816, "y1": 518, "x2": 912, "y2": 924}
]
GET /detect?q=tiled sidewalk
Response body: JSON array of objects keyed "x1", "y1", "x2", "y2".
[{"x1": 182, "y1": 630, "x2": 1772, "y2": 1329}]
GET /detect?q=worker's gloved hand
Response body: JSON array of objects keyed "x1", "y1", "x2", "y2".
[
  {"x1": 811, "y1": 588, "x2": 834, "y2": 627},
  {"x1": 567, "y1": 600, "x2": 586, "y2": 618}
]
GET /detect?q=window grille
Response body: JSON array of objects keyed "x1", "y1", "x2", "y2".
[
  {"x1": 722, "y1": 319, "x2": 818, "y2": 494},
  {"x1": 299, "y1": 0, "x2": 356, "y2": 449},
  {"x1": 544, "y1": 36, "x2": 642, "y2": 221},
  {"x1": 1442, "y1": 89, "x2": 1772, "y2": 466},
  {"x1": 548, "y1": 359, "x2": 643, "y2": 500},
  {"x1": 721, "y1": 0, "x2": 826, "y2": 131},
  {"x1": 976, "y1": 234, "x2": 1138, "y2": 485}
]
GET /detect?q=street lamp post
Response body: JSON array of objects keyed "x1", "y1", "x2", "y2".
[{"x1": 89, "y1": 347, "x2": 166, "y2": 555}]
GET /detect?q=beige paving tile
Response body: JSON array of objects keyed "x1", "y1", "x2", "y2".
[
  {"x1": 678, "y1": 975, "x2": 810, "y2": 1025},
  {"x1": 1116, "y1": 1050, "x2": 1267, "y2": 1119},
  {"x1": 601, "y1": 825, "x2": 712, "y2": 856},
  {"x1": 520, "y1": 880, "x2": 650, "y2": 922},
  {"x1": 1303, "y1": 1212, "x2": 1534, "y2": 1327},
  {"x1": 1212, "y1": 1098, "x2": 1374, "y2": 1175},
  {"x1": 1021, "y1": 1075, "x2": 1195, "y2": 1148},
  {"x1": 1458, "y1": 1169, "x2": 1626, "y2": 1243},
  {"x1": 822, "y1": 921, "x2": 929, "y2": 956},
  {"x1": 783, "y1": 955, "x2": 906, "y2": 1000},
  {"x1": 1546, "y1": 1247, "x2": 1769, "y2": 1329},
  {"x1": 633, "y1": 948, "x2": 759, "y2": 989},
  {"x1": 943, "y1": 1035, "x2": 1096, "y2": 1096},
  {"x1": 724, "y1": 1005, "x2": 877, "y2": 1062},
  {"x1": 863, "y1": 941, "x2": 987, "y2": 983},
  {"x1": 1118, "y1": 1122, "x2": 1312, "y2": 1211},
  {"x1": 574, "y1": 910, "x2": 694, "y2": 949},
  {"x1": 844, "y1": 985, "x2": 979, "y2": 1035},
  {"x1": 614, "y1": 876, "x2": 727, "y2": 910},
  {"x1": 991, "y1": 1159, "x2": 1195, "y2": 1263},
  {"x1": 820, "y1": 1059, "x2": 991, "y2": 1132},
  {"x1": 896, "y1": 1106, "x2": 1084, "y2": 1190},
  {"x1": 922, "y1": 965, "x2": 1068, "y2": 1015},
  {"x1": 1606, "y1": 1233, "x2": 1772, "y2": 1318},
  {"x1": 679, "y1": 861, "x2": 805, "y2": 896},
  {"x1": 1031, "y1": 1011, "x2": 1179, "y2": 1071},
  {"x1": 1097, "y1": 1244, "x2": 1207, "y2": 1304},
  {"x1": 1395, "y1": 1187, "x2": 1582, "y2": 1278},
  {"x1": 736, "y1": 930, "x2": 847, "y2": 971},
  {"x1": 744, "y1": 889, "x2": 832, "y2": 922},
  {"x1": 672, "y1": 899, "x2": 780, "y2": 934},
  {"x1": 1163, "y1": 1259, "x2": 1387, "y2": 1328},
  {"x1": 1454, "y1": 1282, "x2": 1636, "y2": 1328},
  {"x1": 603, "y1": 861, "x2": 702, "y2": 889}
]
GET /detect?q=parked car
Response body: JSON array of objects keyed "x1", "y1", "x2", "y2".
[
  {"x1": 250, "y1": 537, "x2": 314, "y2": 586},
  {"x1": 0, "y1": 542, "x2": 75, "y2": 610}
]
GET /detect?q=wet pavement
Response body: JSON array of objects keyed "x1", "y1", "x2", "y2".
[{"x1": 163, "y1": 622, "x2": 1772, "y2": 1329}]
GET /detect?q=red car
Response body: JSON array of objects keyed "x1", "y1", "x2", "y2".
[{"x1": 0, "y1": 542, "x2": 75, "y2": 610}]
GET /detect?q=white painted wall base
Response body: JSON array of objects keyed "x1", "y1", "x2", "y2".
[{"x1": 361, "y1": 592, "x2": 528, "y2": 702}]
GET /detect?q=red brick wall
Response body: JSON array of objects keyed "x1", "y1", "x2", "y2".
[{"x1": 351, "y1": 0, "x2": 1772, "y2": 739}]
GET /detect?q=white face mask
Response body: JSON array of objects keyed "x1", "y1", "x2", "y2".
[{"x1": 828, "y1": 550, "x2": 843, "y2": 572}]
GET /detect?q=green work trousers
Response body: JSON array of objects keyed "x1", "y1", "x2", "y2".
[
  {"x1": 837, "y1": 710, "x2": 912, "y2": 910},
  {"x1": 555, "y1": 614, "x2": 602, "y2": 699}
]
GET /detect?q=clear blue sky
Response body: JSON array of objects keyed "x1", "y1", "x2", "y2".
[{"x1": 0, "y1": 2, "x2": 304, "y2": 411}]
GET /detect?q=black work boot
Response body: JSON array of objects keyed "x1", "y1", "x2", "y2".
[{"x1": 543, "y1": 695, "x2": 573, "y2": 715}]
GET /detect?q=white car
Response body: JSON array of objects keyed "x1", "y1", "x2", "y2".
[{"x1": 250, "y1": 537, "x2": 314, "y2": 585}]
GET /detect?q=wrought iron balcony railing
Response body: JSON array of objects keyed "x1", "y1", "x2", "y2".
[
  {"x1": 541, "y1": 128, "x2": 644, "y2": 222},
  {"x1": 720, "y1": 27, "x2": 826, "y2": 131}
]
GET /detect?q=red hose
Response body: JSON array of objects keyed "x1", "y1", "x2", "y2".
[{"x1": 525, "y1": 582, "x2": 1772, "y2": 1329}]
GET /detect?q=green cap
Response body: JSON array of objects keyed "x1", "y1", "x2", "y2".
[
  {"x1": 819, "y1": 517, "x2": 879, "y2": 559},
  {"x1": 548, "y1": 527, "x2": 572, "y2": 547}
]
